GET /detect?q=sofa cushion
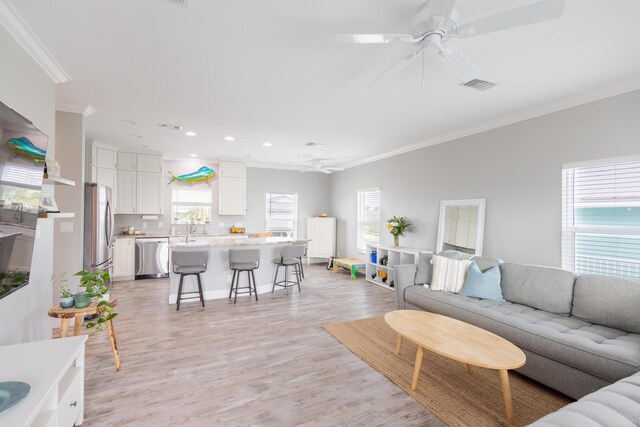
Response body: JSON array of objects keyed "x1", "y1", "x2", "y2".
[
  {"x1": 460, "y1": 262, "x2": 503, "y2": 301},
  {"x1": 404, "y1": 285, "x2": 640, "y2": 383},
  {"x1": 472, "y1": 256, "x2": 503, "y2": 272},
  {"x1": 529, "y1": 371, "x2": 640, "y2": 427},
  {"x1": 430, "y1": 255, "x2": 471, "y2": 293},
  {"x1": 414, "y1": 252, "x2": 433, "y2": 285},
  {"x1": 572, "y1": 275, "x2": 640, "y2": 334},
  {"x1": 500, "y1": 263, "x2": 576, "y2": 315}
]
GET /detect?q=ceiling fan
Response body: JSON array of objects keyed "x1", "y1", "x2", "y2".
[
  {"x1": 300, "y1": 160, "x2": 345, "y2": 174},
  {"x1": 335, "y1": 0, "x2": 566, "y2": 89}
]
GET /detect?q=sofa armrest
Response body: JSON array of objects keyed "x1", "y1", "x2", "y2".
[{"x1": 394, "y1": 264, "x2": 418, "y2": 309}]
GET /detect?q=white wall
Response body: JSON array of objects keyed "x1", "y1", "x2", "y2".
[
  {"x1": 0, "y1": 26, "x2": 56, "y2": 345},
  {"x1": 114, "y1": 160, "x2": 332, "y2": 237},
  {"x1": 53, "y1": 111, "x2": 85, "y2": 293},
  {"x1": 331, "y1": 90, "x2": 640, "y2": 267}
]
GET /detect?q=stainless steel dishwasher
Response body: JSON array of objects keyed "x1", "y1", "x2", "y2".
[{"x1": 135, "y1": 237, "x2": 169, "y2": 279}]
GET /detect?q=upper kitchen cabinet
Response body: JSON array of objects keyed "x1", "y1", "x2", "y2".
[
  {"x1": 96, "y1": 146, "x2": 118, "y2": 170},
  {"x1": 117, "y1": 152, "x2": 137, "y2": 171},
  {"x1": 96, "y1": 166, "x2": 117, "y2": 211},
  {"x1": 117, "y1": 170, "x2": 137, "y2": 214},
  {"x1": 218, "y1": 161, "x2": 246, "y2": 216},
  {"x1": 137, "y1": 154, "x2": 163, "y2": 173},
  {"x1": 137, "y1": 172, "x2": 163, "y2": 214}
]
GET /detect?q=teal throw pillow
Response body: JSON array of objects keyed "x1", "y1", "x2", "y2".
[{"x1": 460, "y1": 261, "x2": 504, "y2": 301}]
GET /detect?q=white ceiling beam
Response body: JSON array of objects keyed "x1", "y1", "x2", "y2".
[{"x1": 0, "y1": 0, "x2": 70, "y2": 84}]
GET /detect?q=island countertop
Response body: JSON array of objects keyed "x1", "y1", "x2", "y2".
[{"x1": 170, "y1": 237, "x2": 309, "y2": 248}]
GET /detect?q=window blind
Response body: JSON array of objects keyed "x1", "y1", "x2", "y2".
[
  {"x1": 171, "y1": 186, "x2": 212, "y2": 204},
  {"x1": 0, "y1": 163, "x2": 43, "y2": 188},
  {"x1": 357, "y1": 189, "x2": 381, "y2": 251},
  {"x1": 562, "y1": 159, "x2": 640, "y2": 279},
  {"x1": 266, "y1": 192, "x2": 298, "y2": 238}
]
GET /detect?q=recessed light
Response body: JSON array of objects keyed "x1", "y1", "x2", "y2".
[
  {"x1": 130, "y1": 134, "x2": 143, "y2": 139},
  {"x1": 263, "y1": 142, "x2": 272, "y2": 147},
  {"x1": 190, "y1": 154, "x2": 198, "y2": 157},
  {"x1": 305, "y1": 142, "x2": 325, "y2": 148},
  {"x1": 185, "y1": 131, "x2": 197, "y2": 137},
  {"x1": 122, "y1": 120, "x2": 136, "y2": 125},
  {"x1": 224, "y1": 136, "x2": 235, "y2": 141},
  {"x1": 141, "y1": 145, "x2": 148, "y2": 148}
]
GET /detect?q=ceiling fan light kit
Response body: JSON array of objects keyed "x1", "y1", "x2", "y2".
[{"x1": 337, "y1": 0, "x2": 566, "y2": 89}]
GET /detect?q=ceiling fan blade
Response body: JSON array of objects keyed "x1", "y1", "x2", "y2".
[
  {"x1": 324, "y1": 167, "x2": 344, "y2": 172},
  {"x1": 456, "y1": 0, "x2": 566, "y2": 38},
  {"x1": 319, "y1": 169, "x2": 333, "y2": 174},
  {"x1": 333, "y1": 34, "x2": 416, "y2": 44},
  {"x1": 371, "y1": 46, "x2": 424, "y2": 86},
  {"x1": 438, "y1": 46, "x2": 481, "y2": 82}
]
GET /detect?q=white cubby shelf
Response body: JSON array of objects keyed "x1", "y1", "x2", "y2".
[{"x1": 365, "y1": 244, "x2": 433, "y2": 291}]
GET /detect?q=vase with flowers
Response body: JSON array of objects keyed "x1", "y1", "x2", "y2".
[{"x1": 387, "y1": 216, "x2": 414, "y2": 247}]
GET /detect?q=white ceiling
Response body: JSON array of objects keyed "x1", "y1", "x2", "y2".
[{"x1": 13, "y1": 0, "x2": 640, "y2": 169}]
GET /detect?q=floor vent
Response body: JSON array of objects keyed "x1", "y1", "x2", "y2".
[{"x1": 461, "y1": 79, "x2": 496, "y2": 91}]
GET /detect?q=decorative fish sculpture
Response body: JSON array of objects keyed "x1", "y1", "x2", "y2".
[
  {"x1": 6, "y1": 137, "x2": 46, "y2": 163},
  {"x1": 169, "y1": 166, "x2": 216, "y2": 184}
]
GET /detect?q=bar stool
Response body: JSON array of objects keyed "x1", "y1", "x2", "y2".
[
  {"x1": 172, "y1": 248, "x2": 208, "y2": 311},
  {"x1": 228, "y1": 248, "x2": 260, "y2": 304},
  {"x1": 293, "y1": 240, "x2": 307, "y2": 280},
  {"x1": 272, "y1": 244, "x2": 306, "y2": 293}
]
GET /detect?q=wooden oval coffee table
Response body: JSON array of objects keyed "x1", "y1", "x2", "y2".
[{"x1": 384, "y1": 310, "x2": 526, "y2": 426}]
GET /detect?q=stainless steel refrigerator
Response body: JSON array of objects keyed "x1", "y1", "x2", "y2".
[{"x1": 84, "y1": 183, "x2": 115, "y2": 277}]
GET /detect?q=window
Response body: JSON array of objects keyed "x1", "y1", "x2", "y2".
[
  {"x1": 562, "y1": 158, "x2": 640, "y2": 280},
  {"x1": 265, "y1": 192, "x2": 298, "y2": 238},
  {"x1": 171, "y1": 186, "x2": 213, "y2": 224},
  {"x1": 357, "y1": 188, "x2": 381, "y2": 252}
]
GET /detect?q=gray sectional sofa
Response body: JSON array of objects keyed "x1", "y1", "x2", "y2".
[{"x1": 394, "y1": 255, "x2": 640, "y2": 401}]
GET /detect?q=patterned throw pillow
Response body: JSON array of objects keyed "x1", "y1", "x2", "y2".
[{"x1": 428, "y1": 255, "x2": 472, "y2": 293}]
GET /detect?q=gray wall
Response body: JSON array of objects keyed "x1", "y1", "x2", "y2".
[
  {"x1": 115, "y1": 161, "x2": 331, "y2": 238},
  {"x1": 331, "y1": 90, "x2": 640, "y2": 267},
  {"x1": 0, "y1": 26, "x2": 56, "y2": 345},
  {"x1": 54, "y1": 111, "x2": 85, "y2": 292}
]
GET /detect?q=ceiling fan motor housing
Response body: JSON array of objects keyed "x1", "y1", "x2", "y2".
[{"x1": 409, "y1": 0, "x2": 458, "y2": 39}]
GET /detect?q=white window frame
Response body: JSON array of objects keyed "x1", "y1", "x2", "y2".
[
  {"x1": 356, "y1": 188, "x2": 381, "y2": 252},
  {"x1": 265, "y1": 192, "x2": 298, "y2": 239},
  {"x1": 562, "y1": 155, "x2": 640, "y2": 279},
  {"x1": 171, "y1": 186, "x2": 213, "y2": 224}
]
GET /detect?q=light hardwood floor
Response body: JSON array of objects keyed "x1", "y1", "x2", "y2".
[{"x1": 80, "y1": 265, "x2": 445, "y2": 426}]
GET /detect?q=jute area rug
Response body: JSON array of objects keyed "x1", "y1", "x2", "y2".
[{"x1": 323, "y1": 317, "x2": 572, "y2": 427}]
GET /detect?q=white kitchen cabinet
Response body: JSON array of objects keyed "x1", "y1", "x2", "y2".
[
  {"x1": 137, "y1": 154, "x2": 163, "y2": 172},
  {"x1": 306, "y1": 217, "x2": 336, "y2": 261},
  {"x1": 113, "y1": 238, "x2": 135, "y2": 281},
  {"x1": 96, "y1": 147, "x2": 117, "y2": 170},
  {"x1": 117, "y1": 170, "x2": 137, "y2": 214},
  {"x1": 117, "y1": 152, "x2": 137, "y2": 171},
  {"x1": 96, "y1": 167, "x2": 118, "y2": 212},
  {"x1": 137, "y1": 171, "x2": 163, "y2": 214},
  {"x1": 219, "y1": 161, "x2": 246, "y2": 216},
  {"x1": 0, "y1": 336, "x2": 87, "y2": 427}
]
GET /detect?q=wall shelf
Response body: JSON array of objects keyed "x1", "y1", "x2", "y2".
[
  {"x1": 38, "y1": 212, "x2": 75, "y2": 219},
  {"x1": 43, "y1": 173, "x2": 76, "y2": 186},
  {"x1": 365, "y1": 244, "x2": 433, "y2": 291}
]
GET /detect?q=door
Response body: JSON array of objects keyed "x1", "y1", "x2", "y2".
[
  {"x1": 136, "y1": 172, "x2": 163, "y2": 214},
  {"x1": 96, "y1": 147, "x2": 117, "y2": 170},
  {"x1": 136, "y1": 154, "x2": 162, "y2": 172},
  {"x1": 97, "y1": 167, "x2": 118, "y2": 213},
  {"x1": 117, "y1": 152, "x2": 137, "y2": 171},
  {"x1": 219, "y1": 176, "x2": 245, "y2": 215},
  {"x1": 117, "y1": 171, "x2": 137, "y2": 214}
]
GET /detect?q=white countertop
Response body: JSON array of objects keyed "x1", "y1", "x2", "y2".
[{"x1": 170, "y1": 237, "x2": 309, "y2": 248}]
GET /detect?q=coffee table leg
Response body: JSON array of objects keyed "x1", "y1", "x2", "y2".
[
  {"x1": 411, "y1": 346, "x2": 424, "y2": 391},
  {"x1": 467, "y1": 364, "x2": 473, "y2": 375},
  {"x1": 499, "y1": 369, "x2": 515, "y2": 426},
  {"x1": 396, "y1": 335, "x2": 403, "y2": 355}
]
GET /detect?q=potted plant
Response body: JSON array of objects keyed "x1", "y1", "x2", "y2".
[
  {"x1": 387, "y1": 216, "x2": 414, "y2": 247},
  {"x1": 74, "y1": 269, "x2": 117, "y2": 332},
  {"x1": 52, "y1": 272, "x2": 74, "y2": 308}
]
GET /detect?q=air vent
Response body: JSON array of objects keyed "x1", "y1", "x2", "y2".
[
  {"x1": 305, "y1": 142, "x2": 325, "y2": 148},
  {"x1": 158, "y1": 123, "x2": 183, "y2": 131},
  {"x1": 461, "y1": 79, "x2": 496, "y2": 91},
  {"x1": 166, "y1": 0, "x2": 189, "y2": 6}
]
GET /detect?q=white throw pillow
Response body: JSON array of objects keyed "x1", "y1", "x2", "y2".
[{"x1": 428, "y1": 255, "x2": 472, "y2": 293}]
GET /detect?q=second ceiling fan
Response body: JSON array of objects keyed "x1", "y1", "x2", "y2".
[{"x1": 335, "y1": 0, "x2": 566, "y2": 89}]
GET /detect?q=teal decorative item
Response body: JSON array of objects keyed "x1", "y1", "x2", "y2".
[
  {"x1": 74, "y1": 292, "x2": 91, "y2": 308},
  {"x1": 0, "y1": 381, "x2": 30, "y2": 414},
  {"x1": 168, "y1": 166, "x2": 216, "y2": 184},
  {"x1": 5, "y1": 137, "x2": 46, "y2": 163},
  {"x1": 59, "y1": 296, "x2": 75, "y2": 309}
]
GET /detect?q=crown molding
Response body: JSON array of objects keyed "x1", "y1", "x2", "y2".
[
  {"x1": 0, "y1": 0, "x2": 70, "y2": 84},
  {"x1": 56, "y1": 103, "x2": 95, "y2": 117},
  {"x1": 343, "y1": 78, "x2": 640, "y2": 170}
]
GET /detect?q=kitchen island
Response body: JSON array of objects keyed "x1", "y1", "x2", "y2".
[{"x1": 168, "y1": 237, "x2": 309, "y2": 304}]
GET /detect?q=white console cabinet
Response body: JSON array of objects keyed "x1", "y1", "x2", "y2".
[
  {"x1": 0, "y1": 336, "x2": 87, "y2": 427},
  {"x1": 306, "y1": 217, "x2": 336, "y2": 262}
]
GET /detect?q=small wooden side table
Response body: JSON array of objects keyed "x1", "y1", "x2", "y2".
[
  {"x1": 48, "y1": 299, "x2": 120, "y2": 371},
  {"x1": 332, "y1": 258, "x2": 366, "y2": 279}
]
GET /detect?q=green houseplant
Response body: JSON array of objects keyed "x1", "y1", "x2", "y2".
[
  {"x1": 74, "y1": 269, "x2": 117, "y2": 332},
  {"x1": 0, "y1": 271, "x2": 29, "y2": 299},
  {"x1": 52, "y1": 272, "x2": 75, "y2": 308},
  {"x1": 387, "y1": 216, "x2": 414, "y2": 247}
]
